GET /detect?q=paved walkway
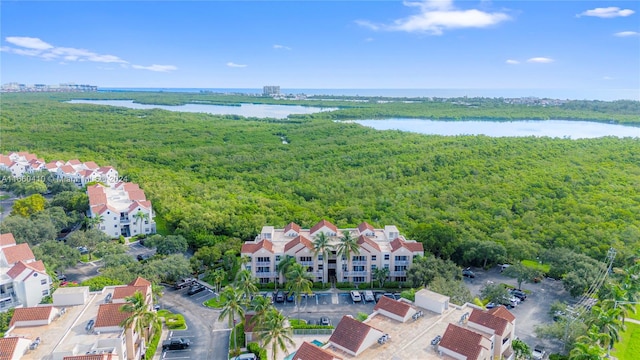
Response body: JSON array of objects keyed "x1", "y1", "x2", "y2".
[{"x1": 625, "y1": 317, "x2": 640, "y2": 325}]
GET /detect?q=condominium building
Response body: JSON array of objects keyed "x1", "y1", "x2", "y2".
[
  {"x1": 241, "y1": 220, "x2": 424, "y2": 285},
  {"x1": 0, "y1": 233, "x2": 51, "y2": 311},
  {"x1": 87, "y1": 183, "x2": 156, "y2": 238}
]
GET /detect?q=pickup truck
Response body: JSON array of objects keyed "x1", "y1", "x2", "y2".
[
  {"x1": 162, "y1": 338, "x2": 190, "y2": 350},
  {"x1": 174, "y1": 278, "x2": 196, "y2": 289}
]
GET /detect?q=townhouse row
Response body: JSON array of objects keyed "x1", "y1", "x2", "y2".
[{"x1": 241, "y1": 220, "x2": 424, "y2": 285}]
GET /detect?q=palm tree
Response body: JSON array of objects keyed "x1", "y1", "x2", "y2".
[
  {"x1": 249, "y1": 295, "x2": 274, "y2": 328},
  {"x1": 335, "y1": 230, "x2": 359, "y2": 283},
  {"x1": 84, "y1": 214, "x2": 103, "y2": 230},
  {"x1": 210, "y1": 268, "x2": 226, "y2": 293},
  {"x1": 588, "y1": 305, "x2": 624, "y2": 350},
  {"x1": 285, "y1": 263, "x2": 313, "y2": 320},
  {"x1": 259, "y1": 308, "x2": 294, "y2": 360},
  {"x1": 373, "y1": 267, "x2": 390, "y2": 288},
  {"x1": 119, "y1": 291, "x2": 156, "y2": 344},
  {"x1": 235, "y1": 269, "x2": 259, "y2": 308},
  {"x1": 313, "y1": 232, "x2": 333, "y2": 286},
  {"x1": 132, "y1": 211, "x2": 149, "y2": 235},
  {"x1": 277, "y1": 255, "x2": 296, "y2": 287},
  {"x1": 218, "y1": 286, "x2": 245, "y2": 352},
  {"x1": 569, "y1": 325, "x2": 610, "y2": 360}
]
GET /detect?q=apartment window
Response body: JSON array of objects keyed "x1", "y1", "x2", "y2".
[
  {"x1": 353, "y1": 266, "x2": 365, "y2": 272},
  {"x1": 246, "y1": 266, "x2": 251, "y2": 272},
  {"x1": 42, "y1": 289, "x2": 49, "y2": 296},
  {"x1": 353, "y1": 255, "x2": 366, "y2": 262},
  {"x1": 371, "y1": 255, "x2": 377, "y2": 261},
  {"x1": 395, "y1": 256, "x2": 408, "y2": 262},
  {"x1": 257, "y1": 257, "x2": 270, "y2": 263},
  {"x1": 114, "y1": 225, "x2": 118, "y2": 228},
  {"x1": 318, "y1": 254, "x2": 323, "y2": 261},
  {"x1": 371, "y1": 264, "x2": 377, "y2": 270},
  {"x1": 394, "y1": 265, "x2": 407, "y2": 272},
  {"x1": 40, "y1": 279, "x2": 47, "y2": 285},
  {"x1": 307, "y1": 267, "x2": 314, "y2": 273},
  {"x1": 384, "y1": 254, "x2": 390, "y2": 261},
  {"x1": 318, "y1": 264, "x2": 323, "y2": 270},
  {"x1": 257, "y1": 267, "x2": 270, "y2": 273},
  {"x1": 384, "y1": 264, "x2": 389, "y2": 269},
  {"x1": 300, "y1": 256, "x2": 312, "y2": 262},
  {"x1": 275, "y1": 255, "x2": 281, "y2": 262},
  {"x1": 114, "y1": 217, "x2": 117, "y2": 220},
  {"x1": 353, "y1": 277, "x2": 365, "y2": 283},
  {"x1": 260, "y1": 278, "x2": 270, "y2": 284}
]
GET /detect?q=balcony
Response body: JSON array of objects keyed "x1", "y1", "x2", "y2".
[
  {"x1": 299, "y1": 261, "x2": 314, "y2": 267},
  {"x1": 394, "y1": 260, "x2": 409, "y2": 266},
  {"x1": 328, "y1": 264, "x2": 337, "y2": 270},
  {"x1": 311, "y1": 271, "x2": 324, "y2": 278},
  {"x1": 351, "y1": 261, "x2": 368, "y2": 266},
  {"x1": 390, "y1": 271, "x2": 406, "y2": 277},
  {"x1": 344, "y1": 271, "x2": 369, "y2": 277},
  {"x1": 255, "y1": 272, "x2": 278, "y2": 278},
  {"x1": 255, "y1": 261, "x2": 271, "y2": 267},
  {"x1": 120, "y1": 218, "x2": 130, "y2": 224}
]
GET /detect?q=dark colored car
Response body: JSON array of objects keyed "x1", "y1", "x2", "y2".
[
  {"x1": 85, "y1": 319, "x2": 95, "y2": 332},
  {"x1": 162, "y1": 338, "x2": 191, "y2": 350},
  {"x1": 430, "y1": 335, "x2": 442, "y2": 346},
  {"x1": 319, "y1": 317, "x2": 331, "y2": 326},
  {"x1": 383, "y1": 293, "x2": 395, "y2": 300},
  {"x1": 462, "y1": 267, "x2": 476, "y2": 278},
  {"x1": 510, "y1": 289, "x2": 527, "y2": 301},
  {"x1": 56, "y1": 274, "x2": 67, "y2": 281},
  {"x1": 286, "y1": 292, "x2": 295, "y2": 302},
  {"x1": 275, "y1": 290, "x2": 285, "y2": 303},
  {"x1": 187, "y1": 284, "x2": 205, "y2": 295}
]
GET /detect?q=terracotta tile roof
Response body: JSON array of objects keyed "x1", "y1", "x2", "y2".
[
  {"x1": 9, "y1": 306, "x2": 54, "y2": 327},
  {"x1": 0, "y1": 155, "x2": 12, "y2": 166},
  {"x1": 488, "y1": 305, "x2": 516, "y2": 323},
  {"x1": 67, "y1": 159, "x2": 81, "y2": 165},
  {"x1": 469, "y1": 308, "x2": 509, "y2": 336},
  {"x1": 0, "y1": 233, "x2": 16, "y2": 247},
  {"x1": 79, "y1": 169, "x2": 94, "y2": 177},
  {"x1": 128, "y1": 201, "x2": 150, "y2": 213},
  {"x1": 91, "y1": 204, "x2": 118, "y2": 215},
  {"x1": 113, "y1": 286, "x2": 149, "y2": 300},
  {"x1": 127, "y1": 190, "x2": 147, "y2": 202},
  {"x1": 95, "y1": 303, "x2": 132, "y2": 328},
  {"x1": 0, "y1": 337, "x2": 19, "y2": 360},
  {"x1": 357, "y1": 222, "x2": 375, "y2": 234},
  {"x1": 294, "y1": 341, "x2": 343, "y2": 360},
  {"x1": 129, "y1": 277, "x2": 152, "y2": 287},
  {"x1": 45, "y1": 161, "x2": 60, "y2": 170},
  {"x1": 329, "y1": 315, "x2": 381, "y2": 354},
  {"x1": 97, "y1": 166, "x2": 115, "y2": 174},
  {"x1": 7, "y1": 260, "x2": 47, "y2": 279},
  {"x1": 59, "y1": 165, "x2": 76, "y2": 174},
  {"x1": 83, "y1": 161, "x2": 100, "y2": 169},
  {"x1": 357, "y1": 235, "x2": 381, "y2": 251},
  {"x1": 389, "y1": 238, "x2": 423, "y2": 252},
  {"x1": 284, "y1": 235, "x2": 313, "y2": 252},
  {"x1": 284, "y1": 222, "x2": 301, "y2": 234},
  {"x1": 244, "y1": 314, "x2": 256, "y2": 333},
  {"x1": 241, "y1": 240, "x2": 274, "y2": 254},
  {"x1": 373, "y1": 295, "x2": 411, "y2": 318},
  {"x1": 310, "y1": 220, "x2": 338, "y2": 236},
  {"x1": 2, "y1": 243, "x2": 36, "y2": 265},
  {"x1": 122, "y1": 182, "x2": 139, "y2": 192},
  {"x1": 63, "y1": 354, "x2": 114, "y2": 360},
  {"x1": 439, "y1": 323, "x2": 487, "y2": 360}
]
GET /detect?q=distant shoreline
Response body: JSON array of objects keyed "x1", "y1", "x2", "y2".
[{"x1": 99, "y1": 88, "x2": 640, "y2": 102}]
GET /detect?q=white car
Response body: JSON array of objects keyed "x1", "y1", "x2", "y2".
[
  {"x1": 363, "y1": 290, "x2": 375, "y2": 302},
  {"x1": 532, "y1": 345, "x2": 545, "y2": 360},
  {"x1": 350, "y1": 290, "x2": 362, "y2": 302},
  {"x1": 230, "y1": 354, "x2": 257, "y2": 360}
]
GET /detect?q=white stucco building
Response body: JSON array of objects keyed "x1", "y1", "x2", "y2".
[{"x1": 87, "y1": 183, "x2": 155, "y2": 238}]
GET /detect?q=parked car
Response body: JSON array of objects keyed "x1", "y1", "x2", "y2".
[
  {"x1": 383, "y1": 293, "x2": 395, "y2": 300},
  {"x1": 363, "y1": 290, "x2": 375, "y2": 302},
  {"x1": 462, "y1": 267, "x2": 476, "y2": 278},
  {"x1": 532, "y1": 345, "x2": 545, "y2": 360},
  {"x1": 375, "y1": 292, "x2": 384, "y2": 302},
  {"x1": 510, "y1": 289, "x2": 527, "y2": 301},
  {"x1": 162, "y1": 338, "x2": 190, "y2": 350},
  {"x1": 319, "y1": 316, "x2": 331, "y2": 326},
  {"x1": 485, "y1": 302, "x2": 497, "y2": 309},
  {"x1": 56, "y1": 274, "x2": 67, "y2": 281},
  {"x1": 500, "y1": 264, "x2": 511, "y2": 272},
  {"x1": 104, "y1": 293, "x2": 112, "y2": 303},
  {"x1": 174, "y1": 278, "x2": 196, "y2": 289},
  {"x1": 275, "y1": 290, "x2": 285, "y2": 303},
  {"x1": 430, "y1": 335, "x2": 442, "y2": 346},
  {"x1": 187, "y1": 284, "x2": 205, "y2": 295},
  {"x1": 286, "y1": 292, "x2": 295, "y2": 302},
  {"x1": 350, "y1": 290, "x2": 362, "y2": 302},
  {"x1": 77, "y1": 246, "x2": 89, "y2": 255},
  {"x1": 85, "y1": 319, "x2": 95, "y2": 332},
  {"x1": 230, "y1": 354, "x2": 257, "y2": 360}
]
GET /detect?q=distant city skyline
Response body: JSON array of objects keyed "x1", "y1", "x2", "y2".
[{"x1": 1, "y1": 1, "x2": 638, "y2": 100}]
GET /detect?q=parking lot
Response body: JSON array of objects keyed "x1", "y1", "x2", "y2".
[
  {"x1": 462, "y1": 265, "x2": 572, "y2": 355},
  {"x1": 166, "y1": 281, "x2": 218, "y2": 307}
]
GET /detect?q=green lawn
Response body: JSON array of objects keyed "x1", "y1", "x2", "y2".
[
  {"x1": 203, "y1": 297, "x2": 223, "y2": 308},
  {"x1": 521, "y1": 260, "x2": 551, "y2": 274},
  {"x1": 629, "y1": 305, "x2": 640, "y2": 321},
  {"x1": 157, "y1": 309, "x2": 186, "y2": 330},
  {"x1": 613, "y1": 322, "x2": 640, "y2": 360}
]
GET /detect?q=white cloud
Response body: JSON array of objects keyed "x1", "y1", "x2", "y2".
[
  {"x1": 527, "y1": 57, "x2": 554, "y2": 63},
  {"x1": 356, "y1": 0, "x2": 510, "y2": 35},
  {"x1": 5, "y1": 36, "x2": 53, "y2": 50},
  {"x1": 2, "y1": 36, "x2": 176, "y2": 72},
  {"x1": 506, "y1": 59, "x2": 519, "y2": 64},
  {"x1": 131, "y1": 64, "x2": 178, "y2": 72},
  {"x1": 578, "y1": 7, "x2": 635, "y2": 18},
  {"x1": 614, "y1": 31, "x2": 639, "y2": 37},
  {"x1": 273, "y1": 44, "x2": 292, "y2": 50},
  {"x1": 227, "y1": 62, "x2": 247, "y2": 68}
]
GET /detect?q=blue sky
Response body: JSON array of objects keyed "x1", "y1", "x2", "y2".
[{"x1": 1, "y1": 1, "x2": 639, "y2": 99}]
